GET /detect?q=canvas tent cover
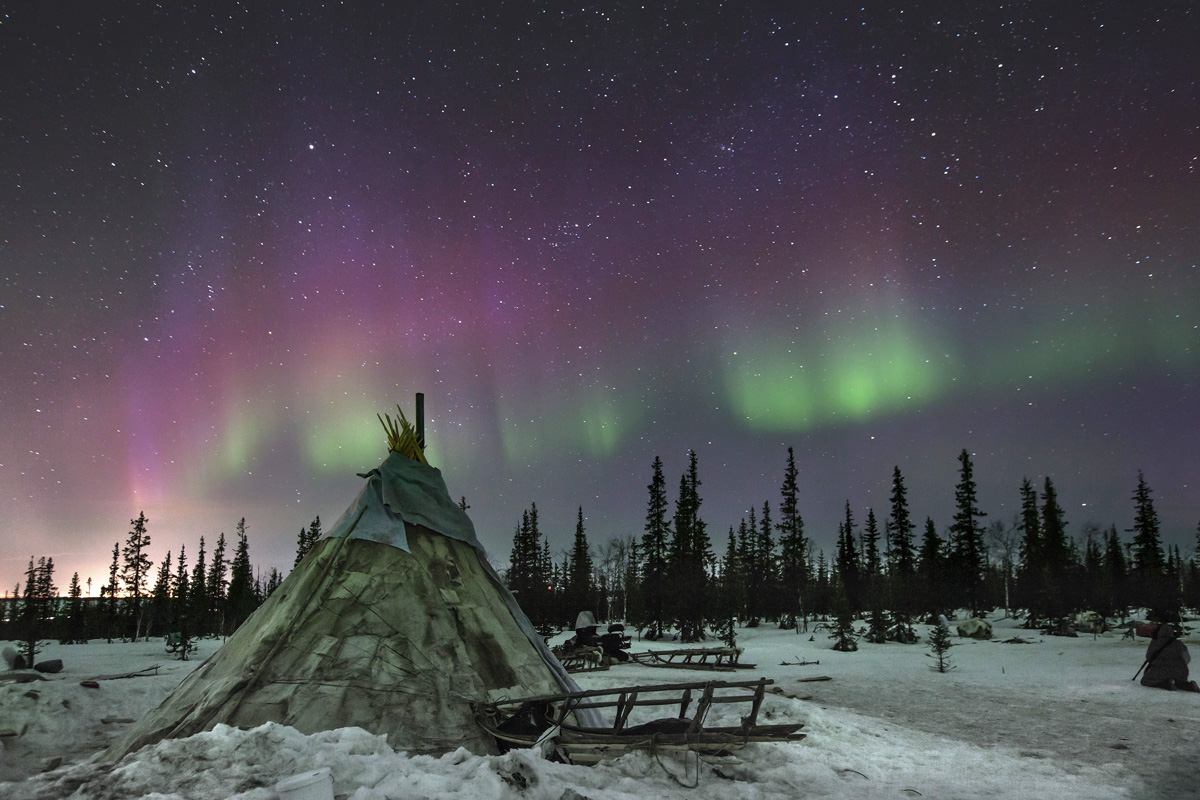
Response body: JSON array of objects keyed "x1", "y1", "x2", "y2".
[{"x1": 107, "y1": 452, "x2": 588, "y2": 761}]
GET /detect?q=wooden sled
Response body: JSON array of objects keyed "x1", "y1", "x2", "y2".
[
  {"x1": 628, "y1": 647, "x2": 755, "y2": 671},
  {"x1": 552, "y1": 644, "x2": 611, "y2": 673},
  {"x1": 475, "y1": 677, "x2": 804, "y2": 765}
]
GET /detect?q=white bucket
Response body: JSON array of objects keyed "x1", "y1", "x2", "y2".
[{"x1": 275, "y1": 768, "x2": 333, "y2": 800}]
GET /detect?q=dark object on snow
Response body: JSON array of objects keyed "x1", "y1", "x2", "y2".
[
  {"x1": 1138, "y1": 623, "x2": 1198, "y2": 691},
  {"x1": 80, "y1": 680, "x2": 101, "y2": 689},
  {"x1": 34, "y1": 659, "x2": 63, "y2": 674}
]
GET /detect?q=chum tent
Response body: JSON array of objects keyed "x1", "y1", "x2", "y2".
[{"x1": 106, "y1": 447, "x2": 591, "y2": 761}]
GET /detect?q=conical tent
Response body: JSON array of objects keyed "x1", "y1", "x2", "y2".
[{"x1": 106, "y1": 451, "x2": 586, "y2": 760}]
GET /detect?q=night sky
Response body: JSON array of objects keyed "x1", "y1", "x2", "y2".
[{"x1": 2, "y1": 3, "x2": 1197, "y2": 593}]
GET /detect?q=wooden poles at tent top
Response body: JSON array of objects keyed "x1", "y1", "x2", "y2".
[{"x1": 378, "y1": 394, "x2": 428, "y2": 464}]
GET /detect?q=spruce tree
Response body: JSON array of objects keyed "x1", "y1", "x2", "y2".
[
  {"x1": 564, "y1": 507, "x2": 596, "y2": 620},
  {"x1": 1038, "y1": 477, "x2": 1072, "y2": 628},
  {"x1": 756, "y1": 501, "x2": 778, "y2": 621},
  {"x1": 776, "y1": 447, "x2": 808, "y2": 630},
  {"x1": 295, "y1": 516, "x2": 322, "y2": 567},
  {"x1": 641, "y1": 456, "x2": 671, "y2": 639},
  {"x1": 1166, "y1": 546, "x2": 1185, "y2": 624},
  {"x1": 886, "y1": 467, "x2": 916, "y2": 578},
  {"x1": 191, "y1": 536, "x2": 208, "y2": 637},
  {"x1": 829, "y1": 586, "x2": 858, "y2": 652},
  {"x1": 865, "y1": 603, "x2": 889, "y2": 645},
  {"x1": 623, "y1": 538, "x2": 645, "y2": 631},
  {"x1": 104, "y1": 542, "x2": 121, "y2": 642},
  {"x1": 948, "y1": 449, "x2": 987, "y2": 615},
  {"x1": 862, "y1": 509, "x2": 882, "y2": 579},
  {"x1": 507, "y1": 505, "x2": 549, "y2": 629},
  {"x1": 1016, "y1": 477, "x2": 1043, "y2": 624},
  {"x1": 885, "y1": 467, "x2": 917, "y2": 640},
  {"x1": 508, "y1": 511, "x2": 534, "y2": 594},
  {"x1": 227, "y1": 518, "x2": 256, "y2": 632},
  {"x1": 20, "y1": 557, "x2": 57, "y2": 665},
  {"x1": 539, "y1": 537, "x2": 558, "y2": 632},
  {"x1": 66, "y1": 571, "x2": 85, "y2": 644},
  {"x1": 835, "y1": 503, "x2": 861, "y2": 612},
  {"x1": 1102, "y1": 526, "x2": 1128, "y2": 620},
  {"x1": 207, "y1": 532, "x2": 228, "y2": 636},
  {"x1": 149, "y1": 553, "x2": 172, "y2": 640},
  {"x1": 715, "y1": 528, "x2": 742, "y2": 648},
  {"x1": 917, "y1": 518, "x2": 944, "y2": 620},
  {"x1": 121, "y1": 511, "x2": 154, "y2": 640},
  {"x1": 18, "y1": 558, "x2": 41, "y2": 666},
  {"x1": 265, "y1": 567, "x2": 283, "y2": 598},
  {"x1": 926, "y1": 618, "x2": 955, "y2": 672},
  {"x1": 170, "y1": 545, "x2": 197, "y2": 660},
  {"x1": 812, "y1": 550, "x2": 832, "y2": 617},
  {"x1": 667, "y1": 450, "x2": 710, "y2": 642},
  {"x1": 741, "y1": 508, "x2": 763, "y2": 626},
  {"x1": 1128, "y1": 471, "x2": 1169, "y2": 618}
]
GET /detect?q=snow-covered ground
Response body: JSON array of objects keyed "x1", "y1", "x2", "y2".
[{"x1": 2, "y1": 614, "x2": 1197, "y2": 799}]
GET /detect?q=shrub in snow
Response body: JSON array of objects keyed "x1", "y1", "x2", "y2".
[
  {"x1": 865, "y1": 606, "x2": 889, "y2": 644},
  {"x1": 829, "y1": 593, "x2": 858, "y2": 652},
  {"x1": 887, "y1": 611, "x2": 919, "y2": 644}
]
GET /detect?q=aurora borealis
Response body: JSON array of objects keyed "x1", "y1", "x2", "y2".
[{"x1": 2, "y1": 4, "x2": 1197, "y2": 589}]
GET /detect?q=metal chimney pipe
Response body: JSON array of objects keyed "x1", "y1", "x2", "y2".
[{"x1": 416, "y1": 392, "x2": 425, "y2": 448}]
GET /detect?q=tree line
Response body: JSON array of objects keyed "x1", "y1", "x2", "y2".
[
  {"x1": 504, "y1": 448, "x2": 1200, "y2": 643},
  {"x1": 7, "y1": 450, "x2": 1196, "y2": 667},
  {"x1": 3, "y1": 514, "x2": 326, "y2": 666}
]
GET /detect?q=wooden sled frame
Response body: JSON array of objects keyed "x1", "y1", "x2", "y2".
[
  {"x1": 475, "y1": 677, "x2": 805, "y2": 765},
  {"x1": 552, "y1": 644, "x2": 610, "y2": 673},
  {"x1": 628, "y1": 646, "x2": 755, "y2": 671}
]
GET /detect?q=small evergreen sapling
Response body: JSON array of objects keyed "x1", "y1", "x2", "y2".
[
  {"x1": 865, "y1": 603, "x2": 889, "y2": 644},
  {"x1": 829, "y1": 590, "x2": 859, "y2": 652},
  {"x1": 926, "y1": 620, "x2": 955, "y2": 672},
  {"x1": 887, "y1": 609, "x2": 919, "y2": 644}
]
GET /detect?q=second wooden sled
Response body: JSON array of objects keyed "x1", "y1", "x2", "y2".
[
  {"x1": 475, "y1": 677, "x2": 805, "y2": 765},
  {"x1": 628, "y1": 646, "x2": 755, "y2": 671}
]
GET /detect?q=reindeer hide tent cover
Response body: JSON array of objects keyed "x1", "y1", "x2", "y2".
[{"x1": 107, "y1": 452, "x2": 591, "y2": 760}]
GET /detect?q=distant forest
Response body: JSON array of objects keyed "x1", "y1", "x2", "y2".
[
  {"x1": 5, "y1": 448, "x2": 1199, "y2": 668},
  {"x1": 2, "y1": 515, "x2": 322, "y2": 668},
  {"x1": 506, "y1": 449, "x2": 1200, "y2": 645}
]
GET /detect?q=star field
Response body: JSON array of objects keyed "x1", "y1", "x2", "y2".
[{"x1": 1, "y1": 3, "x2": 1197, "y2": 588}]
